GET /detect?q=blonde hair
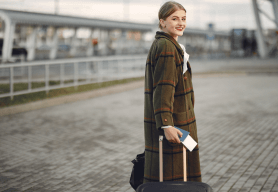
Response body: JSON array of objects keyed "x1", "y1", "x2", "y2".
[{"x1": 158, "y1": 1, "x2": 186, "y2": 29}]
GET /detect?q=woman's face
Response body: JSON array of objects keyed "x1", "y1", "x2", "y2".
[{"x1": 160, "y1": 9, "x2": 186, "y2": 41}]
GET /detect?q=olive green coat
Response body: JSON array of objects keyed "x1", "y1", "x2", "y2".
[{"x1": 143, "y1": 31, "x2": 202, "y2": 183}]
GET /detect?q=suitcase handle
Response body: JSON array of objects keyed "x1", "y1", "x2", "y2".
[{"x1": 159, "y1": 135, "x2": 187, "y2": 182}]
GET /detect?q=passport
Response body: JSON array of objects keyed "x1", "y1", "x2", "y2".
[{"x1": 175, "y1": 126, "x2": 197, "y2": 152}]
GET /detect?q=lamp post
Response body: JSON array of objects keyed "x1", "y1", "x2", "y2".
[
  {"x1": 55, "y1": 0, "x2": 59, "y2": 15},
  {"x1": 123, "y1": 0, "x2": 129, "y2": 21}
]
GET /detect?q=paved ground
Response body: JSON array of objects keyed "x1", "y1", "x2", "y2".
[{"x1": 0, "y1": 58, "x2": 278, "y2": 192}]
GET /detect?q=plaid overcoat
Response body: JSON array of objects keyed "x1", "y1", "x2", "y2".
[{"x1": 143, "y1": 31, "x2": 202, "y2": 183}]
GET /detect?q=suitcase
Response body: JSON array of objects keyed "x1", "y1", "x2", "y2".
[{"x1": 136, "y1": 135, "x2": 213, "y2": 192}]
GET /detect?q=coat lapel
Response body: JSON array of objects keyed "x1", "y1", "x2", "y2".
[
  {"x1": 155, "y1": 31, "x2": 184, "y2": 56},
  {"x1": 187, "y1": 61, "x2": 192, "y2": 75}
]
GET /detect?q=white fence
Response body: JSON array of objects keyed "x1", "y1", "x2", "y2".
[{"x1": 0, "y1": 55, "x2": 147, "y2": 99}]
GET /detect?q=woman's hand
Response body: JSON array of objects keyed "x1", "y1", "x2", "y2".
[{"x1": 164, "y1": 126, "x2": 183, "y2": 143}]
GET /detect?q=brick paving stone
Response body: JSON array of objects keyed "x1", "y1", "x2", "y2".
[
  {"x1": 116, "y1": 184, "x2": 131, "y2": 192},
  {"x1": 0, "y1": 59, "x2": 278, "y2": 192},
  {"x1": 125, "y1": 188, "x2": 136, "y2": 192},
  {"x1": 219, "y1": 138, "x2": 277, "y2": 191},
  {"x1": 271, "y1": 180, "x2": 278, "y2": 192}
]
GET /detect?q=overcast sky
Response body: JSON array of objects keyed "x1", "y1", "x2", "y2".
[{"x1": 0, "y1": 0, "x2": 276, "y2": 31}]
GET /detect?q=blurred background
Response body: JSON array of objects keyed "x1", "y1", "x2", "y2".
[
  {"x1": 0, "y1": 0, "x2": 277, "y2": 61},
  {"x1": 0, "y1": 0, "x2": 277, "y2": 101},
  {"x1": 0, "y1": 1, "x2": 278, "y2": 192}
]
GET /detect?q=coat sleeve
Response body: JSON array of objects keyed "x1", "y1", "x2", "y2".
[{"x1": 153, "y1": 40, "x2": 178, "y2": 129}]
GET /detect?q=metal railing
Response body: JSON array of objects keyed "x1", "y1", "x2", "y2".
[{"x1": 0, "y1": 54, "x2": 147, "y2": 99}]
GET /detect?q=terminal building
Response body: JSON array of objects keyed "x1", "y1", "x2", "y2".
[{"x1": 0, "y1": 9, "x2": 231, "y2": 63}]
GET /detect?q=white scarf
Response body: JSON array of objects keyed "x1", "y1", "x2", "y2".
[{"x1": 179, "y1": 43, "x2": 189, "y2": 74}]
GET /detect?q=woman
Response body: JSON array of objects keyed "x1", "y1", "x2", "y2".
[{"x1": 144, "y1": 1, "x2": 201, "y2": 183}]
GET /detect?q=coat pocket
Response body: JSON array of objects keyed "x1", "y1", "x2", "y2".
[{"x1": 172, "y1": 108, "x2": 195, "y2": 127}]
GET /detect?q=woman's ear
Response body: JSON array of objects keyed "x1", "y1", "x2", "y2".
[{"x1": 159, "y1": 19, "x2": 165, "y2": 28}]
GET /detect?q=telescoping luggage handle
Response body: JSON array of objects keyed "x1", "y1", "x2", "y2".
[{"x1": 159, "y1": 135, "x2": 187, "y2": 182}]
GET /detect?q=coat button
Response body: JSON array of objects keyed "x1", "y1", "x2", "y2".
[
  {"x1": 164, "y1": 119, "x2": 167, "y2": 122},
  {"x1": 184, "y1": 76, "x2": 187, "y2": 80}
]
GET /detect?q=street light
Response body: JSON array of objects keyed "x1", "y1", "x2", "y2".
[
  {"x1": 123, "y1": 0, "x2": 129, "y2": 21},
  {"x1": 55, "y1": 0, "x2": 59, "y2": 15}
]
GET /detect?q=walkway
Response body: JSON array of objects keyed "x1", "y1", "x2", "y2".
[{"x1": 0, "y1": 58, "x2": 277, "y2": 192}]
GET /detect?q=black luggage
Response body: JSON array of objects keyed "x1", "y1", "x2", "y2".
[
  {"x1": 136, "y1": 136, "x2": 212, "y2": 192},
  {"x1": 130, "y1": 152, "x2": 145, "y2": 190}
]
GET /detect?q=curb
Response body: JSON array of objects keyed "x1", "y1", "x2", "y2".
[
  {"x1": 194, "y1": 71, "x2": 247, "y2": 78},
  {"x1": 0, "y1": 72, "x2": 255, "y2": 117},
  {"x1": 0, "y1": 80, "x2": 144, "y2": 117}
]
